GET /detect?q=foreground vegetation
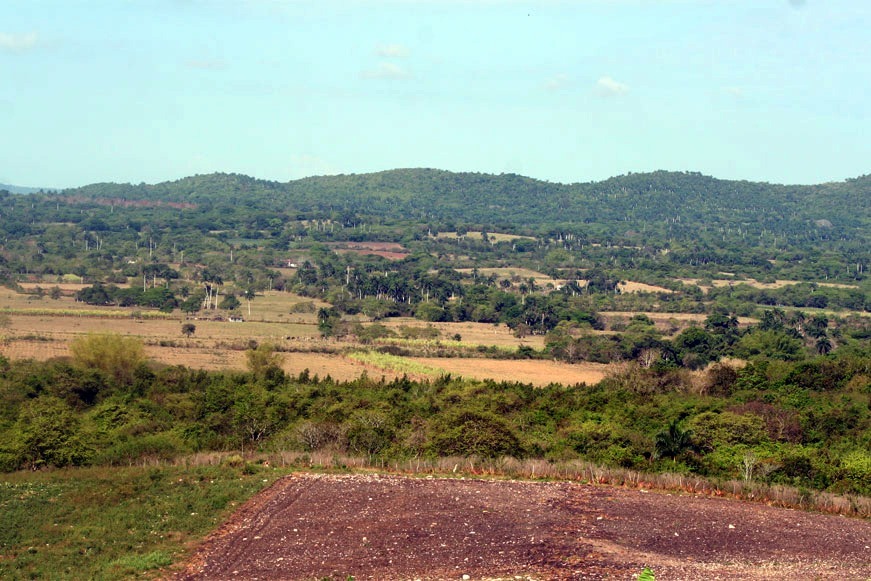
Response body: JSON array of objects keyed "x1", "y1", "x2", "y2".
[
  {"x1": 1, "y1": 335, "x2": 868, "y2": 499},
  {"x1": 0, "y1": 462, "x2": 282, "y2": 580}
]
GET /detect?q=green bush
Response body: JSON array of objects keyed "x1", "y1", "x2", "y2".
[
  {"x1": 430, "y1": 410, "x2": 523, "y2": 458},
  {"x1": 13, "y1": 396, "x2": 92, "y2": 469},
  {"x1": 94, "y1": 433, "x2": 187, "y2": 466}
]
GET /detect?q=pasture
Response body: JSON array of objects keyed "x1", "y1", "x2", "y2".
[{"x1": 0, "y1": 287, "x2": 612, "y2": 386}]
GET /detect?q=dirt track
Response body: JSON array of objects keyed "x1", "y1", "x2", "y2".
[{"x1": 176, "y1": 473, "x2": 871, "y2": 580}]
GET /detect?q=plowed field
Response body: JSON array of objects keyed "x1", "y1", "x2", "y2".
[{"x1": 177, "y1": 473, "x2": 871, "y2": 580}]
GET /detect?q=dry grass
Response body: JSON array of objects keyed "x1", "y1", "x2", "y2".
[
  {"x1": 715, "y1": 279, "x2": 859, "y2": 290},
  {"x1": 379, "y1": 319, "x2": 546, "y2": 348},
  {"x1": 603, "y1": 311, "x2": 756, "y2": 325},
  {"x1": 435, "y1": 231, "x2": 533, "y2": 243},
  {"x1": 167, "y1": 451, "x2": 871, "y2": 519},
  {"x1": 455, "y1": 267, "x2": 551, "y2": 280},
  {"x1": 0, "y1": 287, "x2": 104, "y2": 312},
  {"x1": 0, "y1": 287, "x2": 328, "y2": 324},
  {"x1": 617, "y1": 281, "x2": 674, "y2": 294},
  {"x1": 681, "y1": 278, "x2": 859, "y2": 292},
  {"x1": 412, "y1": 357, "x2": 608, "y2": 386},
  {"x1": 17, "y1": 282, "x2": 132, "y2": 292}
]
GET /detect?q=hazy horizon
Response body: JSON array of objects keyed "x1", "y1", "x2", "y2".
[{"x1": 2, "y1": 1, "x2": 869, "y2": 188}]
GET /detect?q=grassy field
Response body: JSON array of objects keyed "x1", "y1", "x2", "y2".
[
  {"x1": 411, "y1": 357, "x2": 609, "y2": 386},
  {"x1": 680, "y1": 277, "x2": 861, "y2": 293},
  {"x1": 348, "y1": 351, "x2": 445, "y2": 378},
  {"x1": 455, "y1": 266, "x2": 551, "y2": 280},
  {"x1": 0, "y1": 288, "x2": 688, "y2": 386},
  {"x1": 434, "y1": 231, "x2": 534, "y2": 242},
  {"x1": 0, "y1": 462, "x2": 284, "y2": 580},
  {"x1": 379, "y1": 318, "x2": 546, "y2": 348},
  {"x1": 617, "y1": 281, "x2": 674, "y2": 294}
]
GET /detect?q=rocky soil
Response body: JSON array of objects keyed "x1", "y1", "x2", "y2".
[{"x1": 176, "y1": 473, "x2": 871, "y2": 580}]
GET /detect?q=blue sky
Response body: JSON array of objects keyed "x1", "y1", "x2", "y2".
[{"x1": 1, "y1": 0, "x2": 869, "y2": 188}]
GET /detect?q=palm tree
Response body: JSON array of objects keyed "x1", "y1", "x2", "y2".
[
  {"x1": 815, "y1": 335, "x2": 832, "y2": 355},
  {"x1": 654, "y1": 419, "x2": 694, "y2": 462}
]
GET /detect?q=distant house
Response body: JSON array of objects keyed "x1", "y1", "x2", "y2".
[
  {"x1": 228, "y1": 315, "x2": 244, "y2": 322},
  {"x1": 286, "y1": 261, "x2": 298, "y2": 268}
]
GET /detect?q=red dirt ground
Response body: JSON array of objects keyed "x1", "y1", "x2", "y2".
[
  {"x1": 330, "y1": 242, "x2": 411, "y2": 261},
  {"x1": 175, "y1": 473, "x2": 871, "y2": 580}
]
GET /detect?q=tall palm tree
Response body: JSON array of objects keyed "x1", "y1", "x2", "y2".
[{"x1": 815, "y1": 335, "x2": 832, "y2": 355}]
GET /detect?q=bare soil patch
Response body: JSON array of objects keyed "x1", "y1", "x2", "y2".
[
  {"x1": 331, "y1": 242, "x2": 410, "y2": 260},
  {"x1": 177, "y1": 473, "x2": 871, "y2": 580}
]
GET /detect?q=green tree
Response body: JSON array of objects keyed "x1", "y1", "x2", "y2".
[
  {"x1": 317, "y1": 307, "x2": 342, "y2": 337},
  {"x1": 181, "y1": 323, "x2": 196, "y2": 337},
  {"x1": 653, "y1": 419, "x2": 694, "y2": 463},
  {"x1": 245, "y1": 343, "x2": 284, "y2": 385},
  {"x1": 13, "y1": 397, "x2": 92, "y2": 468},
  {"x1": 218, "y1": 293, "x2": 241, "y2": 311},
  {"x1": 69, "y1": 333, "x2": 146, "y2": 387}
]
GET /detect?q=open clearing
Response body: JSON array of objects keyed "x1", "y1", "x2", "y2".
[
  {"x1": 411, "y1": 357, "x2": 608, "y2": 386},
  {"x1": 616, "y1": 281, "x2": 673, "y2": 294},
  {"x1": 436, "y1": 231, "x2": 534, "y2": 243},
  {"x1": 177, "y1": 473, "x2": 871, "y2": 580},
  {"x1": 679, "y1": 278, "x2": 860, "y2": 293},
  {"x1": 1, "y1": 337, "x2": 605, "y2": 386},
  {"x1": 380, "y1": 319, "x2": 546, "y2": 349}
]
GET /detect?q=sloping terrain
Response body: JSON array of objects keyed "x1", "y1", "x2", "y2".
[{"x1": 177, "y1": 473, "x2": 871, "y2": 580}]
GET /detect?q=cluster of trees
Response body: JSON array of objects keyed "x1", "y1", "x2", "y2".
[
  {"x1": 0, "y1": 335, "x2": 868, "y2": 496},
  {"x1": 75, "y1": 282, "x2": 179, "y2": 312},
  {"x1": 541, "y1": 309, "x2": 843, "y2": 369}
]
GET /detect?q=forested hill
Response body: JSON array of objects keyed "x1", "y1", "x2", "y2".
[{"x1": 59, "y1": 169, "x2": 870, "y2": 234}]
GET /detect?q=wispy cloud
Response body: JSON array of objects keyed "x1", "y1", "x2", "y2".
[
  {"x1": 788, "y1": 0, "x2": 807, "y2": 8},
  {"x1": 595, "y1": 75, "x2": 629, "y2": 96},
  {"x1": 376, "y1": 44, "x2": 409, "y2": 58},
  {"x1": 362, "y1": 62, "x2": 411, "y2": 80},
  {"x1": 724, "y1": 86, "x2": 745, "y2": 98},
  {"x1": 0, "y1": 32, "x2": 39, "y2": 52},
  {"x1": 545, "y1": 73, "x2": 571, "y2": 92}
]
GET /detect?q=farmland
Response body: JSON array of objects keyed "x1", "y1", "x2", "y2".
[
  {"x1": 1, "y1": 285, "x2": 614, "y2": 386},
  {"x1": 0, "y1": 168, "x2": 869, "y2": 580}
]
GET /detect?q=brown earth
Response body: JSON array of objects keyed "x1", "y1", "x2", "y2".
[{"x1": 175, "y1": 473, "x2": 871, "y2": 580}]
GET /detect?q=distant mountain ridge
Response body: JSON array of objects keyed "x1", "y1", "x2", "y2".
[
  {"x1": 57, "y1": 169, "x2": 870, "y2": 237},
  {"x1": 0, "y1": 183, "x2": 57, "y2": 194}
]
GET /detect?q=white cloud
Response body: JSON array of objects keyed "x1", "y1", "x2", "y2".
[
  {"x1": 362, "y1": 62, "x2": 411, "y2": 80},
  {"x1": 595, "y1": 75, "x2": 629, "y2": 96},
  {"x1": 545, "y1": 73, "x2": 571, "y2": 91},
  {"x1": 724, "y1": 86, "x2": 744, "y2": 98},
  {"x1": 0, "y1": 32, "x2": 39, "y2": 52},
  {"x1": 376, "y1": 44, "x2": 409, "y2": 58}
]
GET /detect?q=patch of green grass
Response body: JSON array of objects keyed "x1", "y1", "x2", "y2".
[
  {"x1": 348, "y1": 351, "x2": 445, "y2": 376},
  {"x1": 0, "y1": 464, "x2": 283, "y2": 579},
  {"x1": 108, "y1": 550, "x2": 173, "y2": 574}
]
